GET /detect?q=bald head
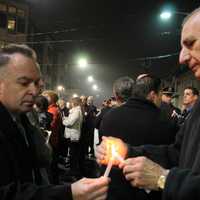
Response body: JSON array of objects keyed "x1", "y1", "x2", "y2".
[{"x1": 182, "y1": 7, "x2": 200, "y2": 27}]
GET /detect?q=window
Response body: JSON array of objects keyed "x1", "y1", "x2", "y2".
[
  {"x1": 0, "y1": 13, "x2": 7, "y2": 28},
  {"x1": 17, "y1": 17, "x2": 25, "y2": 33},
  {"x1": 7, "y1": 18, "x2": 16, "y2": 32},
  {"x1": 0, "y1": 3, "x2": 7, "y2": 12},
  {"x1": 8, "y1": 6, "x2": 16, "y2": 14},
  {"x1": 17, "y1": 9, "x2": 25, "y2": 17}
]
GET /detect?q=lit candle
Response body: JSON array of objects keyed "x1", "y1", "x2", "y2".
[{"x1": 103, "y1": 158, "x2": 113, "y2": 177}]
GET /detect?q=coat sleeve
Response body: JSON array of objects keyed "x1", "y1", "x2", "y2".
[
  {"x1": 162, "y1": 167, "x2": 200, "y2": 200},
  {"x1": 127, "y1": 123, "x2": 184, "y2": 168},
  {"x1": 0, "y1": 182, "x2": 73, "y2": 200},
  {"x1": 63, "y1": 109, "x2": 80, "y2": 127},
  {"x1": 0, "y1": 136, "x2": 73, "y2": 200}
]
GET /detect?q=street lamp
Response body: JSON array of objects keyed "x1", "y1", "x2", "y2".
[
  {"x1": 57, "y1": 85, "x2": 65, "y2": 92},
  {"x1": 78, "y1": 58, "x2": 88, "y2": 69},
  {"x1": 87, "y1": 76, "x2": 94, "y2": 83},
  {"x1": 160, "y1": 10, "x2": 188, "y2": 21},
  {"x1": 92, "y1": 84, "x2": 98, "y2": 91},
  {"x1": 73, "y1": 93, "x2": 78, "y2": 98}
]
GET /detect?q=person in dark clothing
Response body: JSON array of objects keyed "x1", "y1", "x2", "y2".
[
  {"x1": 58, "y1": 99, "x2": 69, "y2": 117},
  {"x1": 178, "y1": 86, "x2": 199, "y2": 125},
  {"x1": 0, "y1": 44, "x2": 109, "y2": 200},
  {"x1": 96, "y1": 76, "x2": 134, "y2": 143},
  {"x1": 98, "y1": 74, "x2": 177, "y2": 200},
  {"x1": 95, "y1": 76, "x2": 134, "y2": 134},
  {"x1": 95, "y1": 99, "x2": 112, "y2": 130},
  {"x1": 160, "y1": 87, "x2": 181, "y2": 120},
  {"x1": 85, "y1": 96, "x2": 98, "y2": 156},
  {"x1": 34, "y1": 95, "x2": 53, "y2": 131},
  {"x1": 96, "y1": 7, "x2": 200, "y2": 200}
]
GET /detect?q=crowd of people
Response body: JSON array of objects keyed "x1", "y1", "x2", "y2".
[{"x1": 1, "y1": 6, "x2": 200, "y2": 200}]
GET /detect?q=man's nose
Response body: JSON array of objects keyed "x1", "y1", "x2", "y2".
[
  {"x1": 29, "y1": 83, "x2": 40, "y2": 96},
  {"x1": 179, "y1": 48, "x2": 190, "y2": 64}
]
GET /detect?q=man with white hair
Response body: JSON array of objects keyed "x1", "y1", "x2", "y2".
[{"x1": 96, "y1": 7, "x2": 200, "y2": 200}]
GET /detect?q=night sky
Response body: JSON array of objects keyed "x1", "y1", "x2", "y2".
[{"x1": 23, "y1": 0, "x2": 200, "y2": 101}]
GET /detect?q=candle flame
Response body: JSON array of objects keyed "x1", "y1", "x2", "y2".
[{"x1": 101, "y1": 138, "x2": 126, "y2": 166}]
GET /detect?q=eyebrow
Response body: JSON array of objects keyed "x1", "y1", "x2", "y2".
[{"x1": 17, "y1": 76, "x2": 40, "y2": 82}]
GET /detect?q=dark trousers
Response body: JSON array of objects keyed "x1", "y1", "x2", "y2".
[{"x1": 69, "y1": 141, "x2": 81, "y2": 175}]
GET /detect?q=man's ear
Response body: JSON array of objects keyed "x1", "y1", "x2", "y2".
[{"x1": 147, "y1": 91, "x2": 155, "y2": 102}]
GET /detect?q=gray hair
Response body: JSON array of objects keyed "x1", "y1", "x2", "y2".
[
  {"x1": 0, "y1": 44, "x2": 37, "y2": 68},
  {"x1": 113, "y1": 76, "x2": 134, "y2": 102}
]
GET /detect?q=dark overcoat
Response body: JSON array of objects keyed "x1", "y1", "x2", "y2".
[
  {"x1": 0, "y1": 103, "x2": 72, "y2": 200},
  {"x1": 99, "y1": 97, "x2": 178, "y2": 200}
]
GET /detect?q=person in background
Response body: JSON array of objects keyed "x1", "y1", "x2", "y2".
[
  {"x1": 42, "y1": 90, "x2": 63, "y2": 183},
  {"x1": 178, "y1": 86, "x2": 199, "y2": 125},
  {"x1": 96, "y1": 76, "x2": 134, "y2": 143},
  {"x1": 34, "y1": 95, "x2": 53, "y2": 131},
  {"x1": 85, "y1": 96, "x2": 98, "y2": 157},
  {"x1": 112, "y1": 76, "x2": 134, "y2": 106},
  {"x1": 63, "y1": 97, "x2": 83, "y2": 178},
  {"x1": 98, "y1": 74, "x2": 177, "y2": 200},
  {"x1": 160, "y1": 86, "x2": 181, "y2": 126},
  {"x1": 58, "y1": 99, "x2": 69, "y2": 118}
]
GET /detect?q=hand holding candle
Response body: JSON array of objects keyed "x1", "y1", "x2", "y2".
[{"x1": 103, "y1": 141, "x2": 126, "y2": 177}]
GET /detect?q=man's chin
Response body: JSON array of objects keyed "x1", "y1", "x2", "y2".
[{"x1": 21, "y1": 105, "x2": 34, "y2": 113}]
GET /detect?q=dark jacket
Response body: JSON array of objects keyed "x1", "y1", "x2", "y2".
[
  {"x1": 99, "y1": 97, "x2": 178, "y2": 200},
  {"x1": 128, "y1": 98, "x2": 200, "y2": 200},
  {"x1": 0, "y1": 103, "x2": 72, "y2": 200}
]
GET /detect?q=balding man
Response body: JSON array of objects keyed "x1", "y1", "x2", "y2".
[
  {"x1": 0, "y1": 44, "x2": 109, "y2": 200},
  {"x1": 96, "y1": 7, "x2": 200, "y2": 200}
]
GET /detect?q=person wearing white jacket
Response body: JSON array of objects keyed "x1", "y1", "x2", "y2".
[{"x1": 63, "y1": 97, "x2": 83, "y2": 177}]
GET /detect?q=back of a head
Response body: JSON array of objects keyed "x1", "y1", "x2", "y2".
[
  {"x1": 113, "y1": 76, "x2": 134, "y2": 102},
  {"x1": 42, "y1": 90, "x2": 59, "y2": 104},
  {"x1": 35, "y1": 95, "x2": 49, "y2": 112},
  {"x1": 132, "y1": 74, "x2": 161, "y2": 99}
]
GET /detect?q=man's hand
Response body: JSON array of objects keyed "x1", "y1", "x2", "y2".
[
  {"x1": 71, "y1": 176, "x2": 110, "y2": 200},
  {"x1": 120, "y1": 156, "x2": 168, "y2": 190},
  {"x1": 95, "y1": 136, "x2": 128, "y2": 165}
]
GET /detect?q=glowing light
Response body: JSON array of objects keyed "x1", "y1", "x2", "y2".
[
  {"x1": 78, "y1": 58, "x2": 88, "y2": 68},
  {"x1": 73, "y1": 93, "x2": 78, "y2": 97},
  {"x1": 92, "y1": 84, "x2": 98, "y2": 91},
  {"x1": 88, "y1": 76, "x2": 94, "y2": 82},
  {"x1": 57, "y1": 85, "x2": 65, "y2": 91},
  {"x1": 160, "y1": 11, "x2": 172, "y2": 20}
]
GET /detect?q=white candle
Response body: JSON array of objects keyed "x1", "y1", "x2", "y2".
[{"x1": 103, "y1": 158, "x2": 113, "y2": 177}]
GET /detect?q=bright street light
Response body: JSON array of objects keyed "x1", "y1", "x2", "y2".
[
  {"x1": 73, "y1": 93, "x2": 78, "y2": 98},
  {"x1": 160, "y1": 10, "x2": 188, "y2": 21},
  {"x1": 87, "y1": 76, "x2": 94, "y2": 82},
  {"x1": 57, "y1": 85, "x2": 65, "y2": 91},
  {"x1": 160, "y1": 11, "x2": 172, "y2": 20},
  {"x1": 92, "y1": 84, "x2": 98, "y2": 91},
  {"x1": 78, "y1": 58, "x2": 88, "y2": 69}
]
